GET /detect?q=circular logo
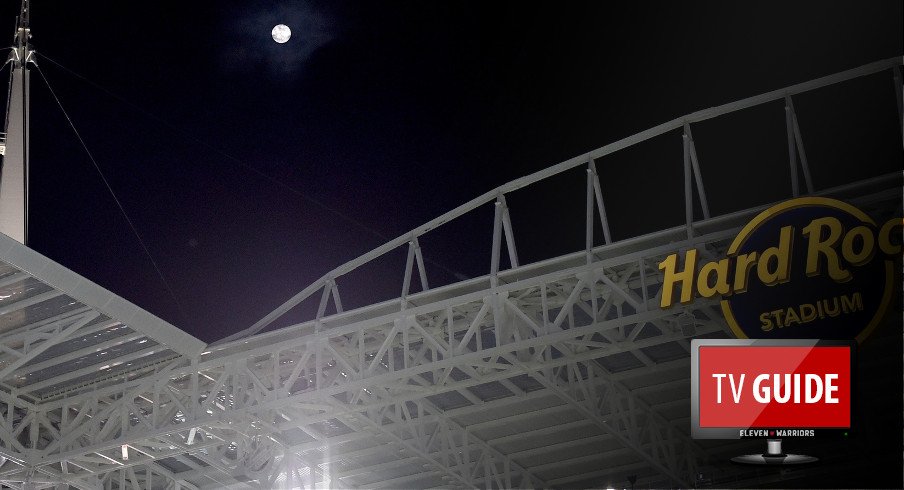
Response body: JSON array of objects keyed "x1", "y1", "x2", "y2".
[{"x1": 721, "y1": 197, "x2": 896, "y2": 343}]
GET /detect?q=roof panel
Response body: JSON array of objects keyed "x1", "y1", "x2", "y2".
[
  {"x1": 0, "y1": 233, "x2": 204, "y2": 356},
  {"x1": 32, "y1": 349, "x2": 181, "y2": 399},
  {"x1": 23, "y1": 321, "x2": 133, "y2": 365},
  {"x1": 9, "y1": 293, "x2": 85, "y2": 328},
  {"x1": 0, "y1": 233, "x2": 205, "y2": 402},
  {"x1": 17, "y1": 335, "x2": 161, "y2": 387}
]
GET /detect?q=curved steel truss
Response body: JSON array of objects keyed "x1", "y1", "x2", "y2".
[{"x1": 0, "y1": 57, "x2": 900, "y2": 489}]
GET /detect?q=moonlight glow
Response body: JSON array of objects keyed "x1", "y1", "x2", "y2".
[{"x1": 271, "y1": 24, "x2": 291, "y2": 43}]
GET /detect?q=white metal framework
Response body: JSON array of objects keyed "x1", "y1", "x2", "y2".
[{"x1": 0, "y1": 54, "x2": 899, "y2": 489}]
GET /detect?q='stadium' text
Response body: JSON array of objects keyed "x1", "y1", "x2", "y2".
[{"x1": 759, "y1": 293, "x2": 862, "y2": 331}]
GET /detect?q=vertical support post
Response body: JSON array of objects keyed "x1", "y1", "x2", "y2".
[
  {"x1": 785, "y1": 98, "x2": 800, "y2": 197},
  {"x1": 490, "y1": 194, "x2": 518, "y2": 287},
  {"x1": 483, "y1": 453, "x2": 492, "y2": 490},
  {"x1": 399, "y1": 241, "x2": 414, "y2": 310},
  {"x1": 356, "y1": 330, "x2": 365, "y2": 378},
  {"x1": 272, "y1": 349, "x2": 281, "y2": 392},
  {"x1": 61, "y1": 401, "x2": 69, "y2": 439},
  {"x1": 330, "y1": 280, "x2": 343, "y2": 314},
  {"x1": 316, "y1": 279, "x2": 332, "y2": 321},
  {"x1": 401, "y1": 240, "x2": 416, "y2": 310},
  {"x1": 190, "y1": 359, "x2": 199, "y2": 422},
  {"x1": 490, "y1": 197, "x2": 504, "y2": 289},
  {"x1": 413, "y1": 237, "x2": 429, "y2": 291},
  {"x1": 446, "y1": 307, "x2": 456, "y2": 353},
  {"x1": 683, "y1": 124, "x2": 710, "y2": 219},
  {"x1": 682, "y1": 130, "x2": 694, "y2": 238},
  {"x1": 585, "y1": 166, "x2": 594, "y2": 265},
  {"x1": 29, "y1": 414, "x2": 38, "y2": 452},
  {"x1": 400, "y1": 238, "x2": 430, "y2": 309},
  {"x1": 315, "y1": 278, "x2": 343, "y2": 327},
  {"x1": 540, "y1": 283, "x2": 549, "y2": 335},
  {"x1": 492, "y1": 293, "x2": 506, "y2": 349},
  {"x1": 504, "y1": 456, "x2": 512, "y2": 489},
  {"x1": 501, "y1": 200, "x2": 519, "y2": 269},
  {"x1": 786, "y1": 96, "x2": 814, "y2": 194},
  {"x1": 403, "y1": 326, "x2": 409, "y2": 370},
  {"x1": 6, "y1": 390, "x2": 15, "y2": 432},
  {"x1": 315, "y1": 342, "x2": 323, "y2": 389},
  {"x1": 589, "y1": 160, "x2": 612, "y2": 244}
]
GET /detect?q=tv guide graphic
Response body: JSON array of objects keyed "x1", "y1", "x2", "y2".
[
  {"x1": 670, "y1": 197, "x2": 900, "y2": 457},
  {"x1": 691, "y1": 339, "x2": 852, "y2": 439}
]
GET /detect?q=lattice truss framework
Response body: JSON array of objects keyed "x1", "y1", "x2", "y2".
[
  {"x1": 0, "y1": 58, "x2": 899, "y2": 489},
  {"x1": 0, "y1": 239, "x2": 734, "y2": 489}
]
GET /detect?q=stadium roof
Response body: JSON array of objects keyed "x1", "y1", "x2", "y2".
[
  {"x1": 0, "y1": 57, "x2": 899, "y2": 489},
  {"x1": 0, "y1": 232, "x2": 203, "y2": 404}
]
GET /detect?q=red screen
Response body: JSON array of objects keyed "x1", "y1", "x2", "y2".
[{"x1": 698, "y1": 346, "x2": 851, "y2": 428}]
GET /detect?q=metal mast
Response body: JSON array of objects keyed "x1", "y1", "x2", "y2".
[{"x1": 0, "y1": 0, "x2": 33, "y2": 244}]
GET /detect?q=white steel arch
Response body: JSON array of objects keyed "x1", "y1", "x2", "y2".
[{"x1": 0, "y1": 57, "x2": 899, "y2": 489}]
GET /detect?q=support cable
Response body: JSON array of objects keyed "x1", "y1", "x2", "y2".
[
  {"x1": 33, "y1": 61, "x2": 192, "y2": 327},
  {"x1": 36, "y1": 53, "x2": 469, "y2": 282}
]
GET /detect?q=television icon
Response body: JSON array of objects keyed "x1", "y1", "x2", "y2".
[{"x1": 690, "y1": 338, "x2": 855, "y2": 464}]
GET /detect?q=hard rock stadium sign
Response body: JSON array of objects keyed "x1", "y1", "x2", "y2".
[{"x1": 658, "y1": 197, "x2": 901, "y2": 342}]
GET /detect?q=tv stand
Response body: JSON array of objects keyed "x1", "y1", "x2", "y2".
[{"x1": 731, "y1": 439, "x2": 818, "y2": 465}]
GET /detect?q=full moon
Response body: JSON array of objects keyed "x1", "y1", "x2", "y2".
[{"x1": 271, "y1": 24, "x2": 291, "y2": 43}]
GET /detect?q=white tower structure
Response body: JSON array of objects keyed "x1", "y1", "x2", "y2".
[{"x1": 0, "y1": 0, "x2": 32, "y2": 244}]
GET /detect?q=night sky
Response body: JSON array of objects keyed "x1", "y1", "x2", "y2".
[{"x1": 0, "y1": 1, "x2": 901, "y2": 343}]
